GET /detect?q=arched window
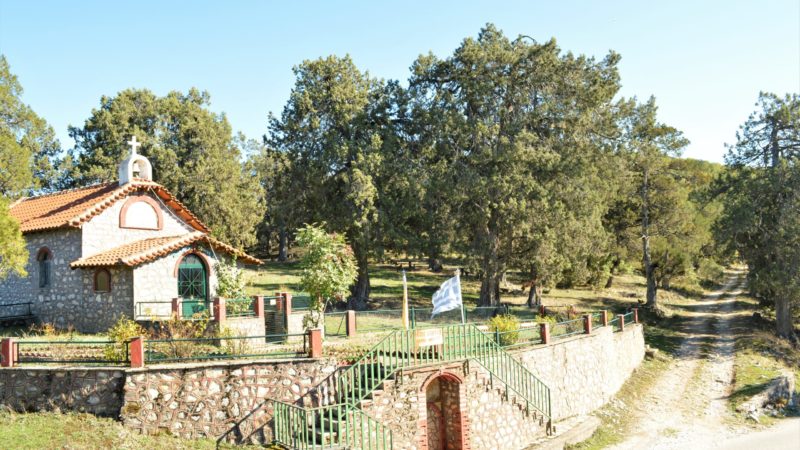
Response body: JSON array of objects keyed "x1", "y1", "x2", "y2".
[
  {"x1": 37, "y1": 248, "x2": 53, "y2": 288},
  {"x1": 94, "y1": 269, "x2": 111, "y2": 293}
]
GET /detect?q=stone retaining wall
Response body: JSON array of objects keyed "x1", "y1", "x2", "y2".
[{"x1": 516, "y1": 324, "x2": 645, "y2": 421}]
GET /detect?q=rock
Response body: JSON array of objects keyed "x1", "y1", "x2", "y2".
[{"x1": 746, "y1": 411, "x2": 760, "y2": 423}]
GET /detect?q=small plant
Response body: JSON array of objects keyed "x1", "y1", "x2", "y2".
[
  {"x1": 148, "y1": 312, "x2": 213, "y2": 359},
  {"x1": 296, "y1": 224, "x2": 358, "y2": 331},
  {"x1": 218, "y1": 326, "x2": 252, "y2": 356},
  {"x1": 104, "y1": 315, "x2": 145, "y2": 362},
  {"x1": 226, "y1": 297, "x2": 253, "y2": 316},
  {"x1": 488, "y1": 314, "x2": 520, "y2": 346},
  {"x1": 216, "y1": 257, "x2": 248, "y2": 299},
  {"x1": 697, "y1": 258, "x2": 725, "y2": 284}
]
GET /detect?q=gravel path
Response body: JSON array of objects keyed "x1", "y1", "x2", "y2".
[{"x1": 608, "y1": 271, "x2": 747, "y2": 450}]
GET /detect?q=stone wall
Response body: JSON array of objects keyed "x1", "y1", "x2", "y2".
[
  {"x1": 81, "y1": 191, "x2": 195, "y2": 256},
  {"x1": 0, "y1": 229, "x2": 99, "y2": 330},
  {"x1": 0, "y1": 367, "x2": 125, "y2": 416},
  {"x1": 516, "y1": 324, "x2": 645, "y2": 421},
  {"x1": 121, "y1": 358, "x2": 338, "y2": 443}
]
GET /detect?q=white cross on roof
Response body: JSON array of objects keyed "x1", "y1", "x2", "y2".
[{"x1": 127, "y1": 136, "x2": 142, "y2": 155}]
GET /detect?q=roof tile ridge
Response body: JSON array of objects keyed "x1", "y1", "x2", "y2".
[
  {"x1": 120, "y1": 231, "x2": 205, "y2": 266},
  {"x1": 14, "y1": 181, "x2": 116, "y2": 203}
]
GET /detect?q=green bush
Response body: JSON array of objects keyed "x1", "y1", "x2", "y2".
[
  {"x1": 488, "y1": 314, "x2": 520, "y2": 346},
  {"x1": 104, "y1": 315, "x2": 145, "y2": 362},
  {"x1": 697, "y1": 258, "x2": 725, "y2": 284}
]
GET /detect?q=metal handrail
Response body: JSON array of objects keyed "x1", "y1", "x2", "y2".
[{"x1": 272, "y1": 400, "x2": 392, "y2": 450}]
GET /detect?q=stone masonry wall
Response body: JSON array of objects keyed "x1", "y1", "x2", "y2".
[
  {"x1": 121, "y1": 358, "x2": 338, "y2": 444},
  {"x1": 0, "y1": 229, "x2": 104, "y2": 330},
  {"x1": 0, "y1": 367, "x2": 125, "y2": 416},
  {"x1": 516, "y1": 323, "x2": 645, "y2": 420}
]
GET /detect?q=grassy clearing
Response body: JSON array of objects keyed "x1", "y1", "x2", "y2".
[{"x1": 0, "y1": 410, "x2": 265, "y2": 450}]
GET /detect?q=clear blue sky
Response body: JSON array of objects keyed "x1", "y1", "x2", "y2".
[{"x1": 1, "y1": 0, "x2": 798, "y2": 162}]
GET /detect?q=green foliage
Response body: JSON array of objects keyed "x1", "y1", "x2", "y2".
[
  {"x1": 66, "y1": 88, "x2": 263, "y2": 248},
  {"x1": 0, "y1": 197, "x2": 27, "y2": 280},
  {"x1": 215, "y1": 257, "x2": 247, "y2": 299},
  {"x1": 103, "y1": 315, "x2": 145, "y2": 362},
  {"x1": 488, "y1": 314, "x2": 521, "y2": 346},
  {"x1": 717, "y1": 92, "x2": 800, "y2": 338},
  {"x1": 296, "y1": 224, "x2": 358, "y2": 329},
  {"x1": 217, "y1": 326, "x2": 252, "y2": 356},
  {"x1": 0, "y1": 55, "x2": 63, "y2": 197},
  {"x1": 696, "y1": 258, "x2": 725, "y2": 284}
]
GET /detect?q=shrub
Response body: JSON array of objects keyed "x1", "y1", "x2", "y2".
[
  {"x1": 697, "y1": 258, "x2": 725, "y2": 284},
  {"x1": 218, "y1": 326, "x2": 251, "y2": 356},
  {"x1": 147, "y1": 312, "x2": 214, "y2": 360},
  {"x1": 104, "y1": 315, "x2": 145, "y2": 362},
  {"x1": 488, "y1": 314, "x2": 520, "y2": 346},
  {"x1": 216, "y1": 257, "x2": 248, "y2": 299}
]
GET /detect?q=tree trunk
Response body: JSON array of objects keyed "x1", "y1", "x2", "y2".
[
  {"x1": 349, "y1": 244, "x2": 370, "y2": 310},
  {"x1": 605, "y1": 258, "x2": 620, "y2": 288},
  {"x1": 428, "y1": 256, "x2": 443, "y2": 273},
  {"x1": 478, "y1": 229, "x2": 502, "y2": 306},
  {"x1": 642, "y1": 168, "x2": 658, "y2": 308},
  {"x1": 775, "y1": 296, "x2": 796, "y2": 340},
  {"x1": 277, "y1": 227, "x2": 289, "y2": 262},
  {"x1": 526, "y1": 283, "x2": 543, "y2": 308}
]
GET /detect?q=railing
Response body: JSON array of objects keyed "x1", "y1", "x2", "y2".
[
  {"x1": 273, "y1": 401, "x2": 392, "y2": 450},
  {"x1": 608, "y1": 315, "x2": 621, "y2": 331},
  {"x1": 336, "y1": 323, "x2": 552, "y2": 430},
  {"x1": 493, "y1": 324, "x2": 542, "y2": 349},
  {"x1": 0, "y1": 302, "x2": 33, "y2": 320},
  {"x1": 15, "y1": 339, "x2": 127, "y2": 365},
  {"x1": 144, "y1": 333, "x2": 308, "y2": 363},
  {"x1": 551, "y1": 317, "x2": 585, "y2": 340},
  {"x1": 227, "y1": 297, "x2": 256, "y2": 318},
  {"x1": 324, "y1": 311, "x2": 348, "y2": 336},
  {"x1": 356, "y1": 309, "x2": 405, "y2": 332}
]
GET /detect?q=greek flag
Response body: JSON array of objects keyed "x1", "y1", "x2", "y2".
[{"x1": 431, "y1": 275, "x2": 462, "y2": 318}]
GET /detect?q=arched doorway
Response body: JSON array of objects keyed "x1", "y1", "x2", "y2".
[
  {"x1": 424, "y1": 374, "x2": 466, "y2": 450},
  {"x1": 177, "y1": 254, "x2": 207, "y2": 316}
]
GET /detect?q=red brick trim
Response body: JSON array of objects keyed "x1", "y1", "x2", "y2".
[
  {"x1": 119, "y1": 195, "x2": 163, "y2": 230},
  {"x1": 417, "y1": 370, "x2": 470, "y2": 450},
  {"x1": 172, "y1": 249, "x2": 213, "y2": 278},
  {"x1": 36, "y1": 247, "x2": 53, "y2": 261},
  {"x1": 93, "y1": 268, "x2": 112, "y2": 293}
]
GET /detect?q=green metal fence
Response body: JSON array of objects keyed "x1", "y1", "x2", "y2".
[
  {"x1": 550, "y1": 317, "x2": 585, "y2": 340},
  {"x1": 135, "y1": 301, "x2": 173, "y2": 320},
  {"x1": 15, "y1": 340, "x2": 127, "y2": 365},
  {"x1": 226, "y1": 297, "x2": 256, "y2": 318},
  {"x1": 493, "y1": 325, "x2": 542, "y2": 349},
  {"x1": 324, "y1": 311, "x2": 348, "y2": 336},
  {"x1": 336, "y1": 323, "x2": 552, "y2": 427},
  {"x1": 182, "y1": 299, "x2": 211, "y2": 318},
  {"x1": 272, "y1": 401, "x2": 392, "y2": 450},
  {"x1": 144, "y1": 333, "x2": 307, "y2": 363}
]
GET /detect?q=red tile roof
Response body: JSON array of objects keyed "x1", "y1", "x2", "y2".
[
  {"x1": 70, "y1": 232, "x2": 261, "y2": 268},
  {"x1": 9, "y1": 181, "x2": 210, "y2": 234}
]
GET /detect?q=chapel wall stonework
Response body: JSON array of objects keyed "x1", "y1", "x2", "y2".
[
  {"x1": 81, "y1": 191, "x2": 196, "y2": 256},
  {"x1": 0, "y1": 229, "x2": 90, "y2": 327}
]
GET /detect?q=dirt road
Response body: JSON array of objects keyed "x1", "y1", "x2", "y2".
[{"x1": 608, "y1": 270, "x2": 765, "y2": 450}]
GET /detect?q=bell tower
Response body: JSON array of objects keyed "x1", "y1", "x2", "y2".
[{"x1": 118, "y1": 136, "x2": 153, "y2": 185}]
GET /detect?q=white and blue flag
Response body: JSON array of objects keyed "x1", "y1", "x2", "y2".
[{"x1": 431, "y1": 275, "x2": 462, "y2": 318}]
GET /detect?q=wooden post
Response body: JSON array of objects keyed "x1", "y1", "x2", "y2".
[
  {"x1": 618, "y1": 314, "x2": 625, "y2": 331},
  {"x1": 1, "y1": 337, "x2": 16, "y2": 367},
  {"x1": 308, "y1": 328, "x2": 323, "y2": 358},
  {"x1": 539, "y1": 322, "x2": 550, "y2": 345},
  {"x1": 129, "y1": 336, "x2": 145, "y2": 368},
  {"x1": 253, "y1": 295, "x2": 265, "y2": 318},
  {"x1": 346, "y1": 310, "x2": 357, "y2": 338},
  {"x1": 213, "y1": 297, "x2": 226, "y2": 323},
  {"x1": 171, "y1": 297, "x2": 181, "y2": 318},
  {"x1": 601, "y1": 310, "x2": 609, "y2": 327},
  {"x1": 539, "y1": 305, "x2": 546, "y2": 317},
  {"x1": 633, "y1": 308, "x2": 639, "y2": 324},
  {"x1": 583, "y1": 314, "x2": 592, "y2": 334}
]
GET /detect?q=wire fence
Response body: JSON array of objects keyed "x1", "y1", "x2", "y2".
[
  {"x1": 226, "y1": 297, "x2": 256, "y2": 318},
  {"x1": 144, "y1": 333, "x2": 308, "y2": 363},
  {"x1": 550, "y1": 317, "x2": 586, "y2": 340},
  {"x1": 15, "y1": 340, "x2": 127, "y2": 365}
]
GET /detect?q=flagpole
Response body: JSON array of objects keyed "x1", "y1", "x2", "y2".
[
  {"x1": 402, "y1": 270, "x2": 410, "y2": 330},
  {"x1": 456, "y1": 268, "x2": 465, "y2": 324}
]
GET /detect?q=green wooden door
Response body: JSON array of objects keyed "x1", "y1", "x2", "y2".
[{"x1": 178, "y1": 254, "x2": 208, "y2": 316}]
